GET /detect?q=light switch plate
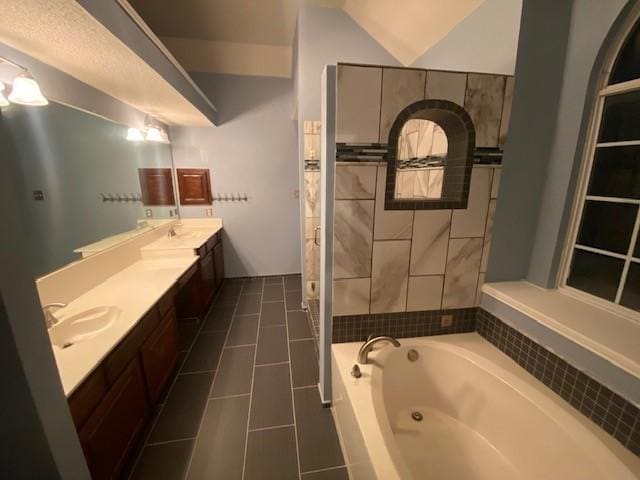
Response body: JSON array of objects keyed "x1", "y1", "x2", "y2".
[{"x1": 206, "y1": 208, "x2": 213, "y2": 217}]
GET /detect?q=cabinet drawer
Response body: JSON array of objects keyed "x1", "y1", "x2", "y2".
[
  {"x1": 157, "y1": 287, "x2": 175, "y2": 318},
  {"x1": 178, "y1": 264, "x2": 198, "y2": 288},
  {"x1": 79, "y1": 359, "x2": 149, "y2": 480},
  {"x1": 104, "y1": 307, "x2": 159, "y2": 384},
  {"x1": 196, "y1": 244, "x2": 207, "y2": 258},
  {"x1": 68, "y1": 366, "x2": 108, "y2": 430},
  {"x1": 206, "y1": 232, "x2": 219, "y2": 252},
  {"x1": 140, "y1": 308, "x2": 180, "y2": 404}
]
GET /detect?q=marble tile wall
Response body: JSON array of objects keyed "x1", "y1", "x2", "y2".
[
  {"x1": 303, "y1": 120, "x2": 322, "y2": 299},
  {"x1": 332, "y1": 164, "x2": 501, "y2": 316},
  {"x1": 464, "y1": 73, "x2": 506, "y2": 148},
  {"x1": 336, "y1": 65, "x2": 382, "y2": 143},
  {"x1": 379, "y1": 68, "x2": 426, "y2": 143}
]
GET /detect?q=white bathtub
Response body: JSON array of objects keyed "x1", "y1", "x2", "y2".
[{"x1": 332, "y1": 333, "x2": 640, "y2": 480}]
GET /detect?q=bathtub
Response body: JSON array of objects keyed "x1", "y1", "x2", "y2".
[{"x1": 331, "y1": 333, "x2": 640, "y2": 480}]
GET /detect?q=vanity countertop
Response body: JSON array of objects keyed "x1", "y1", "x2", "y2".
[
  {"x1": 140, "y1": 218, "x2": 223, "y2": 253},
  {"x1": 52, "y1": 256, "x2": 198, "y2": 396}
]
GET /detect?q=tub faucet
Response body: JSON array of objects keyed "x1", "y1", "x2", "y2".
[
  {"x1": 167, "y1": 226, "x2": 177, "y2": 238},
  {"x1": 357, "y1": 336, "x2": 401, "y2": 364},
  {"x1": 42, "y1": 303, "x2": 67, "y2": 329}
]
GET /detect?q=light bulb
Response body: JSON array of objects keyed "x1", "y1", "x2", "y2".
[
  {"x1": 126, "y1": 127, "x2": 144, "y2": 141},
  {"x1": 0, "y1": 83, "x2": 9, "y2": 107},
  {"x1": 8, "y1": 72, "x2": 48, "y2": 106},
  {"x1": 146, "y1": 126, "x2": 162, "y2": 142}
]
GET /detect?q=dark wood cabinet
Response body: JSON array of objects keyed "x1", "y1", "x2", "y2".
[
  {"x1": 140, "y1": 308, "x2": 180, "y2": 404},
  {"x1": 213, "y1": 240, "x2": 224, "y2": 291},
  {"x1": 200, "y1": 250, "x2": 216, "y2": 307},
  {"x1": 176, "y1": 168, "x2": 212, "y2": 205},
  {"x1": 138, "y1": 168, "x2": 176, "y2": 206},
  {"x1": 78, "y1": 359, "x2": 149, "y2": 480},
  {"x1": 175, "y1": 263, "x2": 204, "y2": 320}
]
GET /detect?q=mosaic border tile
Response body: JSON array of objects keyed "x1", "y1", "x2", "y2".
[
  {"x1": 332, "y1": 307, "x2": 476, "y2": 343},
  {"x1": 476, "y1": 308, "x2": 640, "y2": 456}
]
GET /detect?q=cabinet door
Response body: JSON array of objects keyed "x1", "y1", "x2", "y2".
[
  {"x1": 213, "y1": 240, "x2": 224, "y2": 290},
  {"x1": 200, "y1": 250, "x2": 216, "y2": 307},
  {"x1": 138, "y1": 168, "x2": 176, "y2": 206},
  {"x1": 140, "y1": 308, "x2": 180, "y2": 404},
  {"x1": 79, "y1": 359, "x2": 149, "y2": 480},
  {"x1": 176, "y1": 168, "x2": 212, "y2": 205},
  {"x1": 175, "y1": 264, "x2": 204, "y2": 320}
]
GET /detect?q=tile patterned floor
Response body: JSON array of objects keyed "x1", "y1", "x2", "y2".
[{"x1": 126, "y1": 275, "x2": 347, "y2": 480}]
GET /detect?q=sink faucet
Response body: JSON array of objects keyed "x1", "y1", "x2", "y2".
[
  {"x1": 42, "y1": 303, "x2": 67, "y2": 329},
  {"x1": 357, "y1": 336, "x2": 401, "y2": 364},
  {"x1": 167, "y1": 226, "x2": 177, "y2": 238}
]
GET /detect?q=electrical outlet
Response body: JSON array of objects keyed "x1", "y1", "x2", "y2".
[
  {"x1": 33, "y1": 190, "x2": 45, "y2": 201},
  {"x1": 440, "y1": 314, "x2": 453, "y2": 327},
  {"x1": 294, "y1": 189, "x2": 300, "y2": 199},
  {"x1": 145, "y1": 209, "x2": 152, "y2": 218},
  {"x1": 206, "y1": 208, "x2": 213, "y2": 217}
]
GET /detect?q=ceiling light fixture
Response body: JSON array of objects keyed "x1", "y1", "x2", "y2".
[
  {"x1": 7, "y1": 71, "x2": 48, "y2": 107},
  {"x1": 145, "y1": 125, "x2": 163, "y2": 142},
  {"x1": 126, "y1": 127, "x2": 144, "y2": 141},
  {"x1": 0, "y1": 83, "x2": 9, "y2": 108}
]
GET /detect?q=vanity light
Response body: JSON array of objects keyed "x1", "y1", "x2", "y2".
[
  {"x1": 0, "y1": 83, "x2": 9, "y2": 107},
  {"x1": 145, "y1": 125, "x2": 163, "y2": 142},
  {"x1": 126, "y1": 127, "x2": 144, "y2": 142},
  {"x1": 8, "y1": 72, "x2": 48, "y2": 106}
]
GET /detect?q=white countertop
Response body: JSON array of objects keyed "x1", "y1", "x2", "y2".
[
  {"x1": 140, "y1": 219, "x2": 223, "y2": 253},
  {"x1": 52, "y1": 256, "x2": 198, "y2": 396}
]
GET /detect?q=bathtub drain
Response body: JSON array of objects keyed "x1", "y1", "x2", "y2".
[{"x1": 411, "y1": 411, "x2": 423, "y2": 422}]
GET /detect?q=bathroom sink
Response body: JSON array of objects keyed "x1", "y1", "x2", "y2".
[{"x1": 49, "y1": 306, "x2": 120, "y2": 349}]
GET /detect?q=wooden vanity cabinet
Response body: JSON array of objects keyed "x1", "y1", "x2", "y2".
[
  {"x1": 200, "y1": 248, "x2": 216, "y2": 308},
  {"x1": 69, "y1": 289, "x2": 180, "y2": 480},
  {"x1": 213, "y1": 239, "x2": 224, "y2": 291},
  {"x1": 175, "y1": 262, "x2": 203, "y2": 320}
]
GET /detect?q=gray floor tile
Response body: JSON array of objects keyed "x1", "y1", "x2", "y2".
[
  {"x1": 262, "y1": 283, "x2": 285, "y2": 302},
  {"x1": 287, "y1": 310, "x2": 313, "y2": 340},
  {"x1": 226, "y1": 314, "x2": 259, "y2": 346},
  {"x1": 177, "y1": 320, "x2": 200, "y2": 351},
  {"x1": 249, "y1": 364, "x2": 293, "y2": 429},
  {"x1": 285, "y1": 289, "x2": 303, "y2": 311},
  {"x1": 148, "y1": 372, "x2": 214, "y2": 442},
  {"x1": 294, "y1": 387, "x2": 344, "y2": 472},
  {"x1": 201, "y1": 304, "x2": 235, "y2": 332},
  {"x1": 290, "y1": 340, "x2": 319, "y2": 387},
  {"x1": 211, "y1": 346, "x2": 255, "y2": 397},
  {"x1": 130, "y1": 439, "x2": 194, "y2": 480},
  {"x1": 216, "y1": 287, "x2": 242, "y2": 305},
  {"x1": 260, "y1": 301, "x2": 286, "y2": 326},
  {"x1": 245, "y1": 426, "x2": 299, "y2": 480},
  {"x1": 302, "y1": 467, "x2": 349, "y2": 480},
  {"x1": 186, "y1": 396, "x2": 250, "y2": 480},
  {"x1": 256, "y1": 326, "x2": 289, "y2": 365},
  {"x1": 264, "y1": 276, "x2": 284, "y2": 284},
  {"x1": 243, "y1": 278, "x2": 264, "y2": 294},
  {"x1": 181, "y1": 331, "x2": 226, "y2": 373},
  {"x1": 236, "y1": 294, "x2": 262, "y2": 315},
  {"x1": 284, "y1": 275, "x2": 302, "y2": 291}
]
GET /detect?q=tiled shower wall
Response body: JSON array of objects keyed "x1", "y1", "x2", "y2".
[
  {"x1": 303, "y1": 121, "x2": 321, "y2": 300},
  {"x1": 331, "y1": 63, "x2": 512, "y2": 316}
]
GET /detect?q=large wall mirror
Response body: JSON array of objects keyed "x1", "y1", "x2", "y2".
[
  {"x1": 385, "y1": 99, "x2": 476, "y2": 210},
  {"x1": 2, "y1": 101, "x2": 178, "y2": 277}
]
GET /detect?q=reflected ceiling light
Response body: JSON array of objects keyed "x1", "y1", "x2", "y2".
[
  {"x1": 126, "y1": 127, "x2": 144, "y2": 141},
  {"x1": 8, "y1": 72, "x2": 48, "y2": 106},
  {"x1": 0, "y1": 83, "x2": 9, "y2": 107},
  {"x1": 145, "y1": 125, "x2": 163, "y2": 142}
]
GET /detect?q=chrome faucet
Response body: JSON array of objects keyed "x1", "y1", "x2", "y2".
[
  {"x1": 357, "y1": 336, "x2": 401, "y2": 364},
  {"x1": 167, "y1": 226, "x2": 177, "y2": 238},
  {"x1": 42, "y1": 303, "x2": 67, "y2": 329}
]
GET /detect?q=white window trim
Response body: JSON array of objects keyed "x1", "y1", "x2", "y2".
[{"x1": 558, "y1": 7, "x2": 640, "y2": 324}]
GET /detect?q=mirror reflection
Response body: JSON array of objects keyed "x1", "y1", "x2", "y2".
[
  {"x1": 394, "y1": 118, "x2": 447, "y2": 200},
  {"x1": 4, "y1": 101, "x2": 177, "y2": 277}
]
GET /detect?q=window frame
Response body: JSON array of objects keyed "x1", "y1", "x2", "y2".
[{"x1": 559, "y1": 10, "x2": 640, "y2": 323}]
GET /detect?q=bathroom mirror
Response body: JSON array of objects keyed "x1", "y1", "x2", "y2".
[
  {"x1": 2, "y1": 101, "x2": 178, "y2": 277},
  {"x1": 394, "y1": 119, "x2": 447, "y2": 200},
  {"x1": 385, "y1": 99, "x2": 475, "y2": 210}
]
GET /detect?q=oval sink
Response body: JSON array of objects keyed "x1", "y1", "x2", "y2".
[{"x1": 49, "y1": 306, "x2": 119, "y2": 348}]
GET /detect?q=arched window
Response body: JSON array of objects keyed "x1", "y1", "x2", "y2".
[{"x1": 563, "y1": 15, "x2": 640, "y2": 315}]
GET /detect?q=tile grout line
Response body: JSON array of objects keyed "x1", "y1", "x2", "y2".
[
  {"x1": 145, "y1": 436, "x2": 197, "y2": 447},
  {"x1": 183, "y1": 280, "x2": 247, "y2": 479},
  {"x1": 127, "y1": 281, "x2": 235, "y2": 479},
  {"x1": 255, "y1": 360, "x2": 290, "y2": 367},
  {"x1": 248, "y1": 423, "x2": 295, "y2": 433},
  {"x1": 241, "y1": 279, "x2": 265, "y2": 480},
  {"x1": 301, "y1": 464, "x2": 348, "y2": 476},
  {"x1": 283, "y1": 277, "x2": 303, "y2": 480}
]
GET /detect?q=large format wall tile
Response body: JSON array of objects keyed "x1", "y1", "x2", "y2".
[
  {"x1": 450, "y1": 167, "x2": 492, "y2": 238},
  {"x1": 334, "y1": 200, "x2": 374, "y2": 279},
  {"x1": 443, "y1": 238, "x2": 483, "y2": 309},
  {"x1": 499, "y1": 77, "x2": 515, "y2": 147},
  {"x1": 406, "y1": 276, "x2": 443, "y2": 311},
  {"x1": 333, "y1": 278, "x2": 371, "y2": 315},
  {"x1": 305, "y1": 239, "x2": 319, "y2": 281},
  {"x1": 335, "y1": 165, "x2": 377, "y2": 199},
  {"x1": 337, "y1": 65, "x2": 382, "y2": 143},
  {"x1": 480, "y1": 199, "x2": 497, "y2": 272},
  {"x1": 304, "y1": 171, "x2": 320, "y2": 217},
  {"x1": 370, "y1": 240, "x2": 411, "y2": 313},
  {"x1": 410, "y1": 210, "x2": 452, "y2": 275},
  {"x1": 374, "y1": 165, "x2": 414, "y2": 240},
  {"x1": 491, "y1": 168, "x2": 501, "y2": 198},
  {"x1": 379, "y1": 68, "x2": 426, "y2": 142},
  {"x1": 464, "y1": 74, "x2": 506, "y2": 148},
  {"x1": 425, "y1": 71, "x2": 467, "y2": 107}
]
